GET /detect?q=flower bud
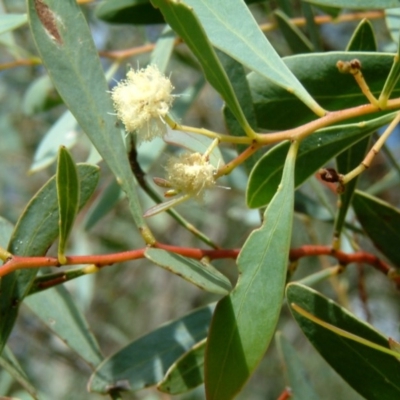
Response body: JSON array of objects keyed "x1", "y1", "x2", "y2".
[{"x1": 166, "y1": 152, "x2": 216, "y2": 198}]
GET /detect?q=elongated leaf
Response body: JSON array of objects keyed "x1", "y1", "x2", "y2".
[
  {"x1": 205, "y1": 141, "x2": 298, "y2": 399},
  {"x1": 25, "y1": 285, "x2": 103, "y2": 369},
  {"x1": 145, "y1": 249, "x2": 231, "y2": 295},
  {"x1": 334, "y1": 19, "x2": 376, "y2": 236},
  {"x1": 181, "y1": 0, "x2": 325, "y2": 116},
  {"x1": 247, "y1": 113, "x2": 396, "y2": 208},
  {"x1": 249, "y1": 52, "x2": 400, "y2": 130},
  {"x1": 305, "y1": 0, "x2": 400, "y2": 8},
  {"x1": 287, "y1": 283, "x2": 400, "y2": 400},
  {"x1": 0, "y1": 346, "x2": 38, "y2": 399},
  {"x1": 0, "y1": 164, "x2": 99, "y2": 354},
  {"x1": 151, "y1": 0, "x2": 253, "y2": 134},
  {"x1": 352, "y1": 190, "x2": 400, "y2": 268},
  {"x1": 88, "y1": 304, "x2": 214, "y2": 394},
  {"x1": 0, "y1": 14, "x2": 27, "y2": 35},
  {"x1": 274, "y1": 10, "x2": 313, "y2": 54},
  {"x1": 57, "y1": 147, "x2": 80, "y2": 263},
  {"x1": 346, "y1": 19, "x2": 377, "y2": 52},
  {"x1": 28, "y1": 0, "x2": 149, "y2": 237},
  {"x1": 158, "y1": 339, "x2": 206, "y2": 394},
  {"x1": 276, "y1": 332, "x2": 320, "y2": 400}
]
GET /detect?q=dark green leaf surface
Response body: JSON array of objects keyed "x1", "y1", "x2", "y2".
[
  {"x1": 151, "y1": 0, "x2": 253, "y2": 134},
  {"x1": 287, "y1": 283, "x2": 400, "y2": 400},
  {"x1": 57, "y1": 147, "x2": 80, "y2": 262},
  {"x1": 247, "y1": 113, "x2": 395, "y2": 208},
  {"x1": 88, "y1": 304, "x2": 214, "y2": 394},
  {"x1": 28, "y1": 0, "x2": 148, "y2": 235},
  {"x1": 0, "y1": 164, "x2": 99, "y2": 354},
  {"x1": 276, "y1": 332, "x2": 320, "y2": 400},
  {"x1": 96, "y1": 0, "x2": 165, "y2": 24},
  {"x1": 353, "y1": 190, "x2": 400, "y2": 268},
  {"x1": 304, "y1": 0, "x2": 400, "y2": 8},
  {"x1": 182, "y1": 0, "x2": 324, "y2": 116},
  {"x1": 25, "y1": 285, "x2": 103, "y2": 369},
  {"x1": 145, "y1": 249, "x2": 231, "y2": 295},
  {"x1": 249, "y1": 52, "x2": 400, "y2": 130},
  {"x1": 346, "y1": 19, "x2": 377, "y2": 52},
  {"x1": 205, "y1": 141, "x2": 298, "y2": 399},
  {"x1": 158, "y1": 339, "x2": 206, "y2": 394},
  {"x1": 274, "y1": 10, "x2": 313, "y2": 54}
]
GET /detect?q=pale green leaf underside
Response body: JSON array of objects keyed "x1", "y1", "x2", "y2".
[
  {"x1": 145, "y1": 248, "x2": 232, "y2": 295},
  {"x1": 88, "y1": 305, "x2": 214, "y2": 394}
]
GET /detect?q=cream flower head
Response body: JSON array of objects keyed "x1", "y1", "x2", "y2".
[
  {"x1": 111, "y1": 65, "x2": 174, "y2": 142},
  {"x1": 165, "y1": 152, "x2": 216, "y2": 198}
]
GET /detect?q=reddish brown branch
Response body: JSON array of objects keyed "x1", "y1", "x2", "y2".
[
  {"x1": 1, "y1": 244, "x2": 399, "y2": 288},
  {"x1": 289, "y1": 245, "x2": 400, "y2": 287}
]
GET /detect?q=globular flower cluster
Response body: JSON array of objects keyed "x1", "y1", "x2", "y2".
[
  {"x1": 111, "y1": 65, "x2": 174, "y2": 142},
  {"x1": 166, "y1": 152, "x2": 216, "y2": 198}
]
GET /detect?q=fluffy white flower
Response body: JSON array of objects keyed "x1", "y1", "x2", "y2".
[
  {"x1": 111, "y1": 65, "x2": 174, "y2": 142},
  {"x1": 166, "y1": 152, "x2": 216, "y2": 198}
]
